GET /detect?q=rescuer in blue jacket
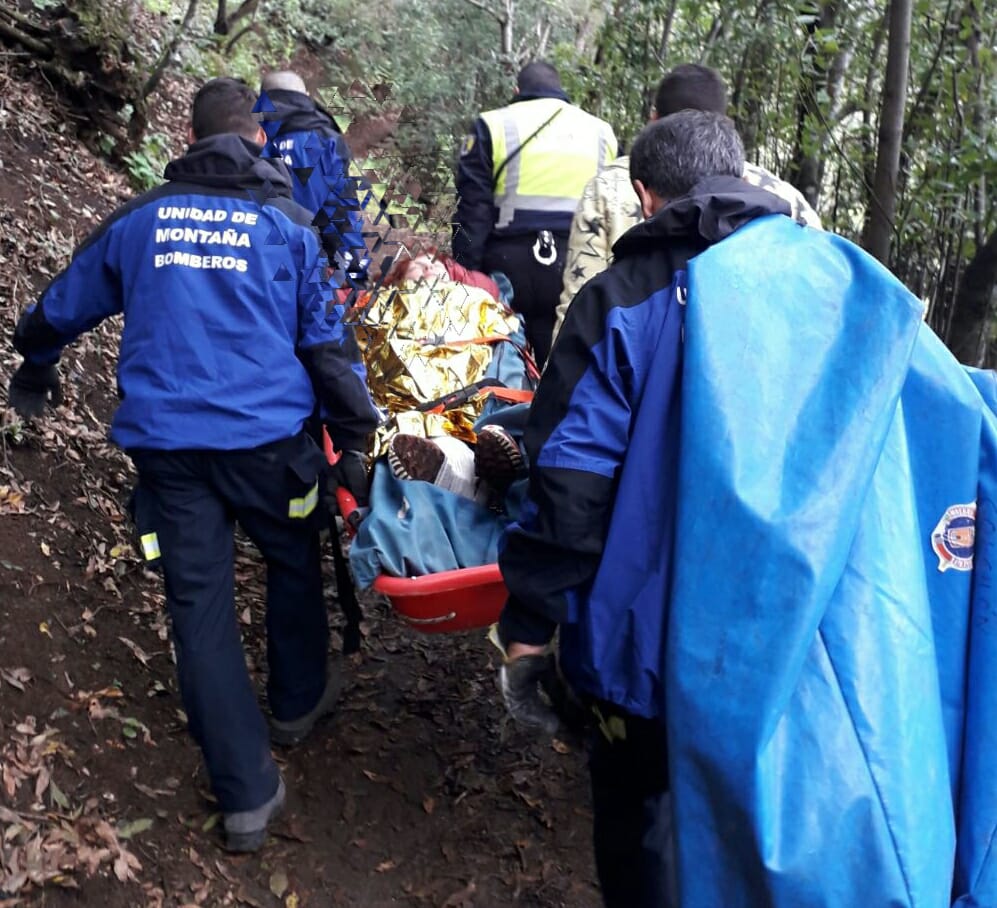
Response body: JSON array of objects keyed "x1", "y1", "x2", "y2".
[
  {"x1": 259, "y1": 70, "x2": 368, "y2": 288},
  {"x1": 494, "y1": 112, "x2": 793, "y2": 907},
  {"x1": 6, "y1": 77, "x2": 380, "y2": 852}
]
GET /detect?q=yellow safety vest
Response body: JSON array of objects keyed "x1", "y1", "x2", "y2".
[{"x1": 480, "y1": 98, "x2": 617, "y2": 229}]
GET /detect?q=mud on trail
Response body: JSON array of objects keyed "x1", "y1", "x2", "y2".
[{"x1": 0, "y1": 65, "x2": 600, "y2": 907}]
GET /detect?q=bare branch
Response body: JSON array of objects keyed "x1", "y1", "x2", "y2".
[
  {"x1": 142, "y1": 0, "x2": 200, "y2": 100},
  {"x1": 536, "y1": 17, "x2": 552, "y2": 57},
  {"x1": 0, "y1": 18, "x2": 51, "y2": 57},
  {"x1": 458, "y1": 0, "x2": 507, "y2": 24},
  {"x1": 225, "y1": 22, "x2": 260, "y2": 53},
  {"x1": 225, "y1": 0, "x2": 262, "y2": 29}
]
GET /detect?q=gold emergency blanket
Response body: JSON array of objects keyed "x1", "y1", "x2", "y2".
[{"x1": 353, "y1": 281, "x2": 521, "y2": 451}]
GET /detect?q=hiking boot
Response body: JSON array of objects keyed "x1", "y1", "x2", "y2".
[
  {"x1": 388, "y1": 434, "x2": 446, "y2": 483},
  {"x1": 223, "y1": 776, "x2": 286, "y2": 853},
  {"x1": 388, "y1": 434, "x2": 482, "y2": 502},
  {"x1": 474, "y1": 425, "x2": 524, "y2": 493},
  {"x1": 270, "y1": 670, "x2": 342, "y2": 748}
]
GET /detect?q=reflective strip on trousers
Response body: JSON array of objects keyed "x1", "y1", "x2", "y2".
[
  {"x1": 288, "y1": 481, "x2": 319, "y2": 519},
  {"x1": 140, "y1": 532, "x2": 161, "y2": 561}
]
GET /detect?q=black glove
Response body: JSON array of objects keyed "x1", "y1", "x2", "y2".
[
  {"x1": 498, "y1": 653, "x2": 564, "y2": 736},
  {"x1": 331, "y1": 449, "x2": 370, "y2": 507},
  {"x1": 7, "y1": 363, "x2": 62, "y2": 418}
]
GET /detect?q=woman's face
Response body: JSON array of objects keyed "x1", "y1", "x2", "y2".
[{"x1": 403, "y1": 255, "x2": 449, "y2": 282}]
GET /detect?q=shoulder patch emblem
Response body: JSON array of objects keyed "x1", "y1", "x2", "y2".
[
  {"x1": 460, "y1": 134, "x2": 476, "y2": 156},
  {"x1": 931, "y1": 502, "x2": 976, "y2": 572}
]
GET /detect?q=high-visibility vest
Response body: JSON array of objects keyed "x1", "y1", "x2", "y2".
[{"x1": 481, "y1": 98, "x2": 617, "y2": 230}]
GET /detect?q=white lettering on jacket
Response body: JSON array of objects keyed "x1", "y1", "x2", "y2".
[
  {"x1": 153, "y1": 252, "x2": 248, "y2": 272},
  {"x1": 156, "y1": 206, "x2": 230, "y2": 222},
  {"x1": 154, "y1": 227, "x2": 251, "y2": 247}
]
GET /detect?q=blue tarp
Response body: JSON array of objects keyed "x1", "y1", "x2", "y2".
[
  {"x1": 667, "y1": 216, "x2": 997, "y2": 906},
  {"x1": 349, "y1": 462, "x2": 530, "y2": 588},
  {"x1": 349, "y1": 462, "x2": 505, "y2": 588}
]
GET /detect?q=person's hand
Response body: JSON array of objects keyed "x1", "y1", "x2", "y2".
[
  {"x1": 497, "y1": 641, "x2": 562, "y2": 735},
  {"x1": 7, "y1": 363, "x2": 62, "y2": 418},
  {"x1": 331, "y1": 449, "x2": 370, "y2": 508}
]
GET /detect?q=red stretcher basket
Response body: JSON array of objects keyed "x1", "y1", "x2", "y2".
[
  {"x1": 324, "y1": 431, "x2": 507, "y2": 634},
  {"x1": 372, "y1": 564, "x2": 507, "y2": 634}
]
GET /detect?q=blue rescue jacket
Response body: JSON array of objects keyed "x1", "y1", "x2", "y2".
[
  {"x1": 260, "y1": 89, "x2": 367, "y2": 283},
  {"x1": 13, "y1": 134, "x2": 379, "y2": 452}
]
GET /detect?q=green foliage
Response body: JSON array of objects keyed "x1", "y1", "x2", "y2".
[
  {"x1": 66, "y1": 0, "x2": 995, "y2": 355},
  {"x1": 123, "y1": 132, "x2": 173, "y2": 190}
]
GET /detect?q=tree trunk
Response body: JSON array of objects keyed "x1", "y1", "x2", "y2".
[
  {"x1": 964, "y1": 0, "x2": 987, "y2": 250},
  {"x1": 863, "y1": 0, "x2": 913, "y2": 265},
  {"x1": 699, "y1": 15, "x2": 725, "y2": 64},
  {"x1": 860, "y1": 11, "x2": 888, "y2": 209},
  {"x1": 142, "y1": 0, "x2": 199, "y2": 100},
  {"x1": 731, "y1": 0, "x2": 774, "y2": 160},
  {"x1": 501, "y1": 0, "x2": 514, "y2": 59},
  {"x1": 947, "y1": 229, "x2": 996, "y2": 366},
  {"x1": 788, "y1": 0, "x2": 838, "y2": 208},
  {"x1": 656, "y1": 0, "x2": 678, "y2": 64}
]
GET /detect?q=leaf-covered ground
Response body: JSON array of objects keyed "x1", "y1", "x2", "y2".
[{"x1": 0, "y1": 61, "x2": 600, "y2": 908}]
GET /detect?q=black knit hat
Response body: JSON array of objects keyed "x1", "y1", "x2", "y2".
[{"x1": 517, "y1": 61, "x2": 562, "y2": 95}]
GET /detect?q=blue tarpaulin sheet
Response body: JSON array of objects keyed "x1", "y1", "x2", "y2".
[
  {"x1": 349, "y1": 462, "x2": 505, "y2": 588},
  {"x1": 667, "y1": 216, "x2": 997, "y2": 907}
]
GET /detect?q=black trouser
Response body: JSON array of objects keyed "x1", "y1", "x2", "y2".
[
  {"x1": 129, "y1": 432, "x2": 330, "y2": 812},
  {"x1": 482, "y1": 231, "x2": 569, "y2": 368},
  {"x1": 589, "y1": 703, "x2": 677, "y2": 908}
]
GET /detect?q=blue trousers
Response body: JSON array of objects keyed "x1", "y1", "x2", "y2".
[{"x1": 130, "y1": 433, "x2": 329, "y2": 811}]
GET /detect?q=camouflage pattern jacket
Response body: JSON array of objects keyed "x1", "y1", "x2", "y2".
[{"x1": 552, "y1": 157, "x2": 821, "y2": 342}]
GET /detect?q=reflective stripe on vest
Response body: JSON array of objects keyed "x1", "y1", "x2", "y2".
[{"x1": 481, "y1": 100, "x2": 615, "y2": 230}]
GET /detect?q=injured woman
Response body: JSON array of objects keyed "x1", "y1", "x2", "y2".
[{"x1": 345, "y1": 248, "x2": 535, "y2": 586}]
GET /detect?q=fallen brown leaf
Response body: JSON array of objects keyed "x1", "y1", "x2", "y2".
[{"x1": 269, "y1": 869, "x2": 289, "y2": 898}]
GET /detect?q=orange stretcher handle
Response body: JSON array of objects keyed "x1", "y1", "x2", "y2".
[
  {"x1": 422, "y1": 385, "x2": 534, "y2": 414},
  {"x1": 322, "y1": 428, "x2": 363, "y2": 537},
  {"x1": 428, "y1": 335, "x2": 542, "y2": 383}
]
